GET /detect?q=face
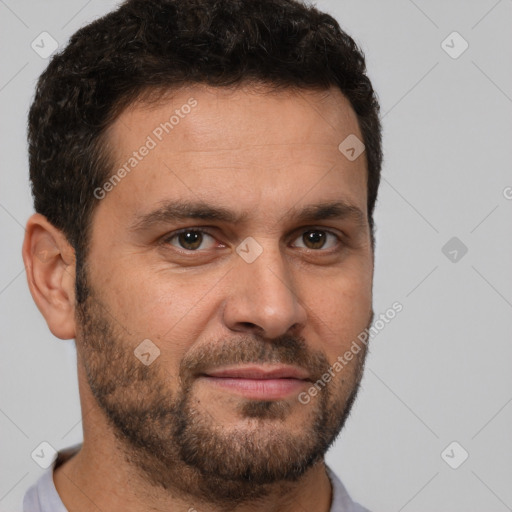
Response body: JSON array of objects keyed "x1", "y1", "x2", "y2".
[{"x1": 76, "y1": 84, "x2": 374, "y2": 505}]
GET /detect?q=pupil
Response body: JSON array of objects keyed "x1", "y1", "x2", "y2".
[
  {"x1": 180, "y1": 231, "x2": 202, "y2": 249},
  {"x1": 305, "y1": 231, "x2": 325, "y2": 249}
]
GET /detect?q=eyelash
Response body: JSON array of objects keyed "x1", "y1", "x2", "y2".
[{"x1": 161, "y1": 227, "x2": 345, "y2": 254}]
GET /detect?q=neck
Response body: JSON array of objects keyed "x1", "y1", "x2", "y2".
[{"x1": 54, "y1": 443, "x2": 333, "y2": 512}]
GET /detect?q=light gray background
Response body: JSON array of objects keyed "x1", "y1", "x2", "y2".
[{"x1": 1, "y1": 0, "x2": 511, "y2": 511}]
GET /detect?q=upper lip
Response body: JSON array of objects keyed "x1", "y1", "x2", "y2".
[{"x1": 202, "y1": 365, "x2": 311, "y2": 381}]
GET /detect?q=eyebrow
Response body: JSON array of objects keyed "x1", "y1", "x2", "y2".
[{"x1": 129, "y1": 199, "x2": 366, "y2": 233}]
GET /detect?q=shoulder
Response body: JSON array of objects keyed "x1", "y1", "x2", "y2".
[
  {"x1": 23, "y1": 469, "x2": 63, "y2": 512},
  {"x1": 23, "y1": 444, "x2": 81, "y2": 512},
  {"x1": 326, "y1": 465, "x2": 372, "y2": 512}
]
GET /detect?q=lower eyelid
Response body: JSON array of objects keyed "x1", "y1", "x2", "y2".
[
  {"x1": 292, "y1": 231, "x2": 342, "y2": 249},
  {"x1": 162, "y1": 229, "x2": 217, "y2": 249}
]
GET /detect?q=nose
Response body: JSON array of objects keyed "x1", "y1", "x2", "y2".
[{"x1": 222, "y1": 242, "x2": 307, "y2": 339}]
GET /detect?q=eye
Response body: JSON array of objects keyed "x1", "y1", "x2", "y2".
[
  {"x1": 293, "y1": 229, "x2": 340, "y2": 250},
  {"x1": 164, "y1": 229, "x2": 218, "y2": 251}
]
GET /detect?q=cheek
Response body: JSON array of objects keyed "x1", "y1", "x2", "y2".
[
  {"x1": 101, "y1": 266, "x2": 223, "y2": 349},
  {"x1": 308, "y1": 287, "x2": 370, "y2": 334},
  {"x1": 302, "y1": 265, "x2": 372, "y2": 354}
]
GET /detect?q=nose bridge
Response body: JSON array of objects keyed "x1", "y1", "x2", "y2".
[{"x1": 223, "y1": 238, "x2": 306, "y2": 338}]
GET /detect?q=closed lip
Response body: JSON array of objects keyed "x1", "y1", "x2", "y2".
[{"x1": 202, "y1": 364, "x2": 311, "y2": 381}]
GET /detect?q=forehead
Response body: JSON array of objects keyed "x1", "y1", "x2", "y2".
[
  {"x1": 98, "y1": 84, "x2": 367, "y2": 226},
  {"x1": 111, "y1": 84, "x2": 361, "y2": 144}
]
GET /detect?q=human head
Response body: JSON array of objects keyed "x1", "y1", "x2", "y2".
[
  {"x1": 28, "y1": 0, "x2": 382, "y2": 304},
  {"x1": 24, "y1": 0, "x2": 382, "y2": 505}
]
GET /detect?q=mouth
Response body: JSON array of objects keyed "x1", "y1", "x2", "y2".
[{"x1": 198, "y1": 364, "x2": 312, "y2": 400}]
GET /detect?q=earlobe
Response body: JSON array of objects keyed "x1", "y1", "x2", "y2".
[{"x1": 22, "y1": 213, "x2": 77, "y2": 340}]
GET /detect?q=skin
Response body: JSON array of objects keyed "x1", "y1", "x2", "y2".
[{"x1": 22, "y1": 84, "x2": 374, "y2": 512}]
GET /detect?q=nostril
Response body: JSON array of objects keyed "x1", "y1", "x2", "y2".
[{"x1": 239, "y1": 322, "x2": 262, "y2": 332}]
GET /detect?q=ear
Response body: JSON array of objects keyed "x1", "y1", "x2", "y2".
[{"x1": 22, "y1": 213, "x2": 77, "y2": 340}]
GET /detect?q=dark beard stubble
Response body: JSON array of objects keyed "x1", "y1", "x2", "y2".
[{"x1": 75, "y1": 285, "x2": 370, "y2": 509}]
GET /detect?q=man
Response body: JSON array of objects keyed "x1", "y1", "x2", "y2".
[{"x1": 22, "y1": 0, "x2": 382, "y2": 510}]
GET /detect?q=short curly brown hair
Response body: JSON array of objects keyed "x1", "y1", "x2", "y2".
[{"x1": 28, "y1": 0, "x2": 382, "y2": 303}]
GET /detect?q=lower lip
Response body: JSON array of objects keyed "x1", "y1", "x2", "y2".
[{"x1": 200, "y1": 376, "x2": 308, "y2": 400}]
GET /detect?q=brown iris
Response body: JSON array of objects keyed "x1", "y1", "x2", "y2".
[
  {"x1": 302, "y1": 230, "x2": 326, "y2": 249},
  {"x1": 178, "y1": 230, "x2": 204, "y2": 250}
]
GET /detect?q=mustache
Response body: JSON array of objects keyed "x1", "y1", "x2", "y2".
[{"x1": 179, "y1": 333, "x2": 331, "y2": 384}]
